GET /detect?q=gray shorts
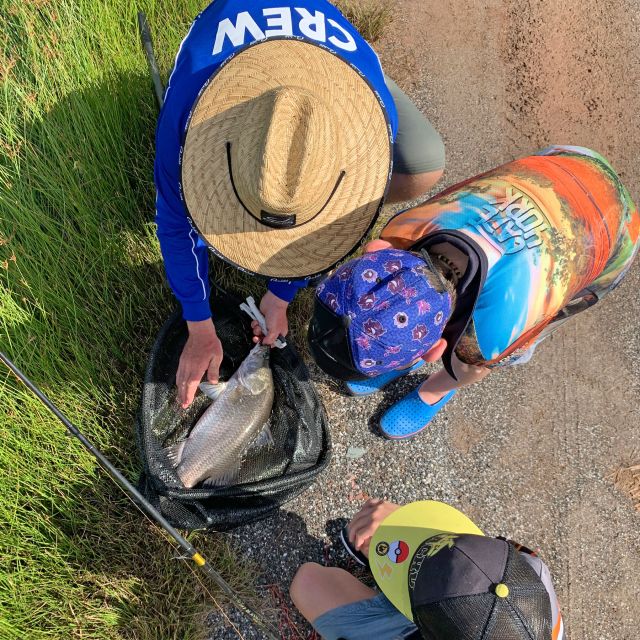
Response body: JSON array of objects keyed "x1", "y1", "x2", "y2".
[
  {"x1": 386, "y1": 76, "x2": 446, "y2": 175},
  {"x1": 311, "y1": 593, "x2": 418, "y2": 640}
]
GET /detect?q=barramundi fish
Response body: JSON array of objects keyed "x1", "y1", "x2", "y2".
[{"x1": 164, "y1": 344, "x2": 274, "y2": 489}]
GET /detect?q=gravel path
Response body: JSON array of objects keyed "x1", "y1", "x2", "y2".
[{"x1": 208, "y1": 2, "x2": 640, "y2": 637}]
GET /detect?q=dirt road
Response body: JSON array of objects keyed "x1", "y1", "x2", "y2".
[
  {"x1": 213, "y1": 2, "x2": 640, "y2": 638},
  {"x1": 375, "y1": 2, "x2": 640, "y2": 636}
]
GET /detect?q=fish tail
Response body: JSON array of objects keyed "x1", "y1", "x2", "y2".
[{"x1": 163, "y1": 440, "x2": 187, "y2": 468}]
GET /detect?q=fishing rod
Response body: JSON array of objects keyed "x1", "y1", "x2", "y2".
[
  {"x1": 138, "y1": 11, "x2": 165, "y2": 109},
  {"x1": 0, "y1": 352, "x2": 280, "y2": 640}
]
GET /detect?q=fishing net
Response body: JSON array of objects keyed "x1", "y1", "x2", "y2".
[{"x1": 136, "y1": 288, "x2": 331, "y2": 531}]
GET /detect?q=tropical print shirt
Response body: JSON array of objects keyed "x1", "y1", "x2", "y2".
[{"x1": 381, "y1": 145, "x2": 640, "y2": 366}]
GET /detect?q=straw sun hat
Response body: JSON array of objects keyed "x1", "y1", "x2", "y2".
[{"x1": 180, "y1": 38, "x2": 393, "y2": 279}]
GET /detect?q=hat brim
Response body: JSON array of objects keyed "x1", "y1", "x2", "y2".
[
  {"x1": 181, "y1": 37, "x2": 393, "y2": 278},
  {"x1": 370, "y1": 501, "x2": 483, "y2": 620}
]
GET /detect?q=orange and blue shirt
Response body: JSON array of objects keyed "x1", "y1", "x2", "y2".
[{"x1": 381, "y1": 145, "x2": 640, "y2": 368}]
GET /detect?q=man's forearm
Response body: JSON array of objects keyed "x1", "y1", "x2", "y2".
[{"x1": 156, "y1": 197, "x2": 211, "y2": 320}]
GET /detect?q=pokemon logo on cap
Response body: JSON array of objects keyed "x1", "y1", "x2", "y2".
[
  {"x1": 386, "y1": 540, "x2": 410, "y2": 564},
  {"x1": 370, "y1": 501, "x2": 560, "y2": 640}
]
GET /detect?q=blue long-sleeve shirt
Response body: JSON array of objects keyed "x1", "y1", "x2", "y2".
[{"x1": 154, "y1": 0, "x2": 398, "y2": 320}]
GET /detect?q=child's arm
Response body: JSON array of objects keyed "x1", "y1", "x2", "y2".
[
  {"x1": 348, "y1": 499, "x2": 401, "y2": 556},
  {"x1": 419, "y1": 353, "x2": 491, "y2": 405}
]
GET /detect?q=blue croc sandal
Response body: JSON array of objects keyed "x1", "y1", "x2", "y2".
[
  {"x1": 379, "y1": 387, "x2": 456, "y2": 440},
  {"x1": 345, "y1": 360, "x2": 425, "y2": 397}
]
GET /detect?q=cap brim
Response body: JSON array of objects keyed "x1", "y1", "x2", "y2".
[
  {"x1": 307, "y1": 297, "x2": 369, "y2": 381},
  {"x1": 370, "y1": 501, "x2": 483, "y2": 620},
  {"x1": 181, "y1": 38, "x2": 393, "y2": 278}
]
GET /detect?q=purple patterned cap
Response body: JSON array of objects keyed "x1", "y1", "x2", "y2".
[{"x1": 315, "y1": 248, "x2": 452, "y2": 376}]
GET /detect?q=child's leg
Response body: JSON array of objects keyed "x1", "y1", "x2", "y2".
[
  {"x1": 290, "y1": 562, "x2": 376, "y2": 624},
  {"x1": 419, "y1": 353, "x2": 491, "y2": 405},
  {"x1": 384, "y1": 76, "x2": 445, "y2": 203},
  {"x1": 380, "y1": 355, "x2": 492, "y2": 438}
]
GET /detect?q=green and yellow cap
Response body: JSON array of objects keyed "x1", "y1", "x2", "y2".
[{"x1": 370, "y1": 500, "x2": 483, "y2": 620}]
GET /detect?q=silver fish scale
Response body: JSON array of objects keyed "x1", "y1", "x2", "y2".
[{"x1": 174, "y1": 346, "x2": 274, "y2": 488}]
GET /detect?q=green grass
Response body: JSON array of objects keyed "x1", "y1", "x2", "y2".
[
  {"x1": 0, "y1": 2, "x2": 263, "y2": 638},
  {"x1": 0, "y1": 1, "x2": 393, "y2": 637},
  {"x1": 334, "y1": 0, "x2": 394, "y2": 43}
]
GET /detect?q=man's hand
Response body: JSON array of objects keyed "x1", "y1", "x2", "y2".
[
  {"x1": 251, "y1": 290, "x2": 289, "y2": 346},
  {"x1": 348, "y1": 498, "x2": 401, "y2": 556},
  {"x1": 176, "y1": 319, "x2": 223, "y2": 408}
]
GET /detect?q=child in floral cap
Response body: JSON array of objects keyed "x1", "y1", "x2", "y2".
[
  {"x1": 311, "y1": 247, "x2": 454, "y2": 378},
  {"x1": 306, "y1": 146, "x2": 639, "y2": 439}
]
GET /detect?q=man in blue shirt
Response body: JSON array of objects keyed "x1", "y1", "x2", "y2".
[{"x1": 155, "y1": 0, "x2": 446, "y2": 407}]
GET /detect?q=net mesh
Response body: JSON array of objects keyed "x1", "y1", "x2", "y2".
[
  {"x1": 136, "y1": 289, "x2": 331, "y2": 531},
  {"x1": 415, "y1": 548, "x2": 552, "y2": 640}
]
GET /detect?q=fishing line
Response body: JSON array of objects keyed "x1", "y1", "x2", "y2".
[
  {"x1": 118, "y1": 481, "x2": 252, "y2": 640},
  {"x1": 181, "y1": 549, "x2": 248, "y2": 640},
  {"x1": 114, "y1": 481, "x2": 247, "y2": 640},
  {"x1": 0, "y1": 351, "x2": 280, "y2": 640}
]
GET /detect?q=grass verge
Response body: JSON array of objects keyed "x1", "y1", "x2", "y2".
[
  {"x1": 334, "y1": 0, "x2": 394, "y2": 43},
  {"x1": 0, "y1": 2, "x2": 262, "y2": 638}
]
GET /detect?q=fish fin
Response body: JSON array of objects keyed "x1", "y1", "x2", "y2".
[
  {"x1": 163, "y1": 440, "x2": 187, "y2": 468},
  {"x1": 199, "y1": 381, "x2": 227, "y2": 401},
  {"x1": 201, "y1": 465, "x2": 241, "y2": 488},
  {"x1": 246, "y1": 423, "x2": 274, "y2": 453}
]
